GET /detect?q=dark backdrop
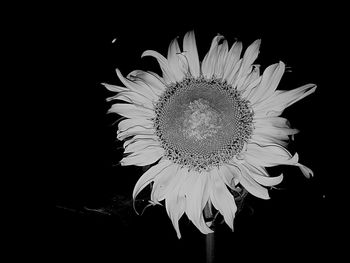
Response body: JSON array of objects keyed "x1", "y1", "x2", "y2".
[{"x1": 53, "y1": 5, "x2": 334, "y2": 262}]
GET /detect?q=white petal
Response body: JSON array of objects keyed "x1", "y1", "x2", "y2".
[
  {"x1": 254, "y1": 116, "x2": 291, "y2": 129},
  {"x1": 253, "y1": 116, "x2": 298, "y2": 143},
  {"x1": 200, "y1": 173, "x2": 212, "y2": 210},
  {"x1": 183, "y1": 31, "x2": 200, "y2": 77},
  {"x1": 249, "y1": 62, "x2": 285, "y2": 104},
  {"x1": 227, "y1": 163, "x2": 270, "y2": 199},
  {"x1": 225, "y1": 59, "x2": 242, "y2": 86},
  {"x1": 132, "y1": 159, "x2": 173, "y2": 200},
  {"x1": 141, "y1": 50, "x2": 176, "y2": 84},
  {"x1": 165, "y1": 188, "x2": 186, "y2": 238},
  {"x1": 123, "y1": 134, "x2": 158, "y2": 148},
  {"x1": 118, "y1": 118, "x2": 153, "y2": 132},
  {"x1": 127, "y1": 70, "x2": 166, "y2": 97},
  {"x1": 251, "y1": 133, "x2": 289, "y2": 147},
  {"x1": 117, "y1": 126, "x2": 154, "y2": 141},
  {"x1": 189, "y1": 170, "x2": 212, "y2": 211},
  {"x1": 120, "y1": 147, "x2": 164, "y2": 166},
  {"x1": 102, "y1": 83, "x2": 128, "y2": 93},
  {"x1": 254, "y1": 84, "x2": 317, "y2": 117},
  {"x1": 214, "y1": 40, "x2": 229, "y2": 78},
  {"x1": 167, "y1": 38, "x2": 187, "y2": 81},
  {"x1": 234, "y1": 39, "x2": 261, "y2": 87},
  {"x1": 164, "y1": 168, "x2": 189, "y2": 238},
  {"x1": 107, "y1": 91, "x2": 154, "y2": 109},
  {"x1": 124, "y1": 139, "x2": 161, "y2": 154},
  {"x1": 209, "y1": 168, "x2": 237, "y2": 230},
  {"x1": 115, "y1": 69, "x2": 158, "y2": 101},
  {"x1": 223, "y1": 41, "x2": 243, "y2": 81},
  {"x1": 108, "y1": 103, "x2": 155, "y2": 119},
  {"x1": 201, "y1": 35, "x2": 225, "y2": 79},
  {"x1": 182, "y1": 171, "x2": 213, "y2": 235},
  {"x1": 242, "y1": 77, "x2": 262, "y2": 99},
  {"x1": 254, "y1": 125, "x2": 299, "y2": 142},
  {"x1": 244, "y1": 142, "x2": 298, "y2": 167},
  {"x1": 238, "y1": 65, "x2": 261, "y2": 93}
]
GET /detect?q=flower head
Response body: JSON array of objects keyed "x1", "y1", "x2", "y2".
[{"x1": 104, "y1": 31, "x2": 316, "y2": 238}]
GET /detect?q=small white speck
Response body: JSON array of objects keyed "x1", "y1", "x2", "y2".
[
  {"x1": 112, "y1": 38, "x2": 117, "y2": 44},
  {"x1": 322, "y1": 194, "x2": 326, "y2": 199}
]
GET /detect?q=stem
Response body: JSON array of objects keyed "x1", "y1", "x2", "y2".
[
  {"x1": 204, "y1": 202, "x2": 215, "y2": 263},
  {"x1": 205, "y1": 233, "x2": 215, "y2": 263}
]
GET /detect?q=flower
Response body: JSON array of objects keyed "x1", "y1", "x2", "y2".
[{"x1": 103, "y1": 31, "x2": 316, "y2": 238}]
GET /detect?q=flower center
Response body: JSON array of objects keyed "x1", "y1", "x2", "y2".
[
  {"x1": 181, "y1": 98, "x2": 223, "y2": 142},
  {"x1": 153, "y1": 76, "x2": 254, "y2": 172}
]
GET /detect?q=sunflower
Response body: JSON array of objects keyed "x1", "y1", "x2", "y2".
[{"x1": 103, "y1": 31, "x2": 316, "y2": 238}]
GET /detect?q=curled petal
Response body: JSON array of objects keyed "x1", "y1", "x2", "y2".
[
  {"x1": 132, "y1": 159, "x2": 173, "y2": 200},
  {"x1": 296, "y1": 163, "x2": 314, "y2": 178},
  {"x1": 115, "y1": 69, "x2": 158, "y2": 101},
  {"x1": 142, "y1": 50, "x2": 176, "y2": 84},
  {"x1": 227, "y1": 163, "x2": 270, "y2": 199},
  {"x1": 242, "y1": 162, "x2": 283, "y2": 186},
  {"x1": 244, "y1": 142, "x2": 298, "y2": 167}
]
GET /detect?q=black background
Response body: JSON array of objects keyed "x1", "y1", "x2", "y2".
[{"x1": 53, "y1": 4, "x2": 337, "y2": 262}]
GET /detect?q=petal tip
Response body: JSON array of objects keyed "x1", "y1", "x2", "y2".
[
  {"x1": 254, "y1": 38, "x2": 262, "y2": 46},
  {"x1": 298, "y1": 163, "x2": 314, "y2": 178},
  {"x1": 141, "y1": 50, "x2": 152, "y2": 59}
]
